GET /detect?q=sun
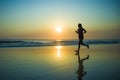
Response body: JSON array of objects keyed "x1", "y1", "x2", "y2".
[{"x1": 56, "y1": 26, "x2": 62, "y2": 33}]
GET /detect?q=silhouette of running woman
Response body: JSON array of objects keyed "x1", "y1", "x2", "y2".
[{"x1": 75, "y1": 23, "x2": 89, "y2": 52}]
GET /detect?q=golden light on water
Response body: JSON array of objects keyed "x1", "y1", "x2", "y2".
[{"x1": 56, "y1": 46, "x2": 62, "y2": 58}]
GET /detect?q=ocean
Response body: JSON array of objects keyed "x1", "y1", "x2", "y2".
[
  {"x1": 0, "y1": 39, "x2": 120, "y2": 47},
  {"x1": 0, "y1": 39, "x2": 120, "y2": 80}
]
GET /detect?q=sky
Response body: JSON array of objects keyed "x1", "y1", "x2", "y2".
[{"x1": 0, "y1": 0, "x2": 120, "y2": 40}]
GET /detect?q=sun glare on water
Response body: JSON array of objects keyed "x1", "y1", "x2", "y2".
[{"x1": 56, "y1": 46, "x2": 62, "y2": 58}]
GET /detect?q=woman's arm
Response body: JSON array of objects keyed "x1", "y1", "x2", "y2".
[
  {"x1": 75, "y1": 29, "x2": 78, "y2": 33},
  {"x1": 75, "y1": 31, "x2": 78, "y2": 33},
  {"x1": 82, "y1": 28, "x2": 87, "y2": 33}
]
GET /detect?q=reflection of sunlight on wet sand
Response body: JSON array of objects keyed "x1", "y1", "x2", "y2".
[{"x1": 56, "y1": 46, "x2": 62, "y2": 58}]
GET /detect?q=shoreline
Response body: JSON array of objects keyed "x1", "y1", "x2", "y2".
[
  {"x1": 0, "y1": 44, "x2": 120, "y2": 80},
  {"x1": 0, "y1": 39, "x2": 120, "y2": 48}
]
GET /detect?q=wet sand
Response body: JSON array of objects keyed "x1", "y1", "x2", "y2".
[{"x1": 0, "y1": 44, "x2": 120, "y2": 80}]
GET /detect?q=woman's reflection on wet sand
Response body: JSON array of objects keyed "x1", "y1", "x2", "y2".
[{"x1": 76, "y1": 52, "x2": 89, "y2": 80}]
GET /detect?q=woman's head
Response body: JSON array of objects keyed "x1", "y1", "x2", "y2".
[{"x1": 78, "y1": 23, "x2": 82, "y2": 28}]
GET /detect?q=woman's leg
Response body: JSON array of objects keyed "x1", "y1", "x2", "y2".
[
  {"x1": 78, "y1": 40, "x2": 81, "y2": 51},
  {"x1": 80, "y1": 35, "x2": 89, "y2": 49}
]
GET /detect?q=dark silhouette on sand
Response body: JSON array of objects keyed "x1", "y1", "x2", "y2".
[
  {"x1": 75, "y1": 23, "x2": 89, "y2": 52},
  {"x1": 74, "y1": 23, "x2": 89, "y2": 79},
  {"x1": 76, "y1": 52, "x2": 89, "y2": 80}
]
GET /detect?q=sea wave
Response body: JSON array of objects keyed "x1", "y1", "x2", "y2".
[{"x1": 0, "y1": 39, "x2": 120, "y2": 48}]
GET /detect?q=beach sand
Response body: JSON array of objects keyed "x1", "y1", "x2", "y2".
[{"x1": 0, "y1": 44, "x2": 120, "y2": 80}]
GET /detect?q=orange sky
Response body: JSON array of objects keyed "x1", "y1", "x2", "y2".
[{"x1": 0, "y1": 0, "x2": 120, "y2": 39}]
